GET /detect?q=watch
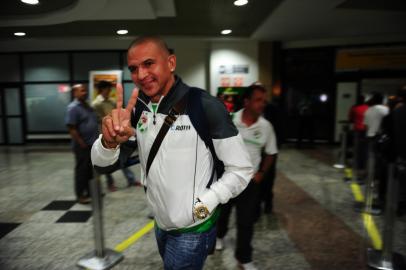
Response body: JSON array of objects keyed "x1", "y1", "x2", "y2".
[{"x1": 194, "y1": 198, "x2": 209, "y2": 220}]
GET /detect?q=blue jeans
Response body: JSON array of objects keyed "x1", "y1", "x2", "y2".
[
  {"x1": 121, "y1": 167, "x2": 135, "y2": 184},
  {"x1": 155, "y1": 225, "x2": 216, "y2": 270}
]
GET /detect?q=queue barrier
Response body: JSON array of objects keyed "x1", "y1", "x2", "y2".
[
  {"x1": 354, "y1": 139, "x2": 382, "y2": 215},
  {"x1": 77, "y1": 172, "x2": 124, "y2": 270},
  {"x1": 334, "y1": 121, "x2": 351, "y2": 170},
  {"x1": 367, "y1": 161, "x2": 405, "y2": 270}
]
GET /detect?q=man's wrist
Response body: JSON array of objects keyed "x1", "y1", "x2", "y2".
[
  {"x1": 194, "y1": 198, "x2": 210, "y2": 220},
  {"x1": 101, "y1": 136, "x2": 119, "y2": 149}
]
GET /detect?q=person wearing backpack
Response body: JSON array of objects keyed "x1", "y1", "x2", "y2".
[{"x1": 90, "y1": 36, "x2": 253, "y2": 270}]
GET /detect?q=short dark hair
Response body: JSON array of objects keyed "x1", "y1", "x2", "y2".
[
  {"x1": 243, "y1": 83, "x2": 267, "y2": 100},
  {"x1": 367, "y1": 92, "x2": 384, "y2": 106},
  {"x1": 356, "y1": 95, "x2": 365, "y2": 105},
  {"x1": 96, "y1": 80, "x2": 113, "y2": 90},
  {"x1": 127, "y1": 36, "x2": 172, "y2": 55}
]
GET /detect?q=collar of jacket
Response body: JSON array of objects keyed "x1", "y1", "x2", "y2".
[{"x1": 137, "y1": 75, "x2": 190, "y2": 115}]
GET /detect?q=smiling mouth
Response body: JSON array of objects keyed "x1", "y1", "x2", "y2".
[{"x1": 141, "y1": 79, "x2": 155, "y2": 88}]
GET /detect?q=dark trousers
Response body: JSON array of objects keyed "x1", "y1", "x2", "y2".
[
  {"x1": 216, "y1": 181, "x2": 260, "y2": 263},
  {"x1": 353, "y1": 130, "x2": 367, "y2": 172},
  {"x1": 73, "y1": 145, "x2": 93, "y2": 198},
  {"x1": 260, "y1": 155, "x2": 277, "y2": 212}
]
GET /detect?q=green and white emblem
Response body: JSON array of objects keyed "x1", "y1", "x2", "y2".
[{"x1": 137, "y1": 112, "x2": 148, "y2": 133}]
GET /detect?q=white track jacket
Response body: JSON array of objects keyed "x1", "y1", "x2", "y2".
[{"x1": 91, "y1": 77, "x2": 253, "y2": 230}]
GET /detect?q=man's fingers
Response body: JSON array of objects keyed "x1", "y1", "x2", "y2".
[
  {"x1": 111, "y1": 110, "x2": 120, "y2": 132},
  {"x1": 116, "y1": 83, "x2": 124, "y2": 109},
  {"x1": 126, "y1": 88, "x2": 139, "y2": 112},
  {"x1": 102, "y1": 116, "x2": 116, "y2": 139}
]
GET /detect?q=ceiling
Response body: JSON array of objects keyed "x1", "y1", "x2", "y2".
[{"x1": 1, "y1": 0, "x2": 406, "y2": 42}]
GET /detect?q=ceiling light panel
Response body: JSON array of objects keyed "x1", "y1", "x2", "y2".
[
  {"x1": 21, "y1": 0, "x2": 40, "y2": 5},
  {"x1": 234, "y1": 0, "x2": 248, "y2": 6},
  {"x1": 221, "y1": 29, "x2": 232, "y2": 35},
  {"x1": 116, "y1": 29, "x2": 129, "y2": 35}
]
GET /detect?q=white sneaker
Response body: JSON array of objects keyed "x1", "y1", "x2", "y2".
[
  {"x1": 215, "y1": 238, "x2": 224, "y2": 250},
  {"x1": 238, "y1": 261, "x2": 258, "y2": 270}
]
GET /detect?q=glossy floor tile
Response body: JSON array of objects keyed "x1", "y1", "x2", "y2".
[{"x1": 0, "y1": 143, "x2": 405, "y2": 270}]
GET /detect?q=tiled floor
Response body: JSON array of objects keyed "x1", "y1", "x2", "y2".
[{"x1": 0, "y1": 143, "x2": 405, "y2": 270}]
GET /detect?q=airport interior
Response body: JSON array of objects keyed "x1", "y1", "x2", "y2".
[{"x1": 1, "y1": 0, "x2": 406, "y2": 269}]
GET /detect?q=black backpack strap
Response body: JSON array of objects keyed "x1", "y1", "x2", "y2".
[
  {"x1": 145, "y1": 92, "x2": 188, "y2": 176},
  {"x1": 188, "y1": 88, "x2": 224, "y2": 188}
]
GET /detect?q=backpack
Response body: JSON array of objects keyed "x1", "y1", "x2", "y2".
[{"x1": 132, "y1": 88, "x2": 225, "y2": 187}]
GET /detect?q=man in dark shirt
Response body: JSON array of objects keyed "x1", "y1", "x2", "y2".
[
  {"x1": 65, "y1": 84, "x2": 99, "y2": 204},
  {"x1": 393, "y1": 85, "x2": 406, "y2": 215}
]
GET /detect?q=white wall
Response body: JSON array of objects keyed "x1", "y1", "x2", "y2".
[
  {"x1": 209, "y1": 41, "x2": 258, "y2": 96},
  {"x1": 166, "y1": 39, "x2": 209, "y2": 90}
]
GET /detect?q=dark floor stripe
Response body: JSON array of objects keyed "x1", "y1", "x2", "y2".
[
  {"x1": 56, "y1": 211, "x2": 92, "y2": 223},
  {"x1": 274, "y1": 172, "x2": 367, "y2": 270},
  {"x1": 42, "y1": 200, "x2": 76, "y2": 211},
  {"x1": 0, "y1": 223, "x2": 21, "y2": 239}
]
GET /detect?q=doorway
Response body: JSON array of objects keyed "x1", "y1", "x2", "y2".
[{"x1": 0, "y1": 85, "x2": 25, "y2": 144}]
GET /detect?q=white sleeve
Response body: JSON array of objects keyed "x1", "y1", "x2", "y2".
[
  {"x1": 198, "y1": 134, "x2": 253, "y2": 212},
  {"x1": 91, "y1": 134, "x2": 120, "y2": 167}
]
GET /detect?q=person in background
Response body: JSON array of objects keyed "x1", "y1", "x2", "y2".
[
  {"x1": 65, "y1": 84, "x2": 98, "y2": 204},
  {"x1": 348, "y1": 95, "x2": 369, "y2": 183},
  {"x1": 363, "y1": 92, "x2": 389, "y2": 212},
  {"x1": 364, "y1": 92, "x2": 389, "y2": 139},
  {"x1": 92, "y1": 80, "x2": 140, "y2": 190},
  {"x1": 391, "y1": 85, "x2": 406, "y2": 216},
  {"x1": 262, "y1": 87, "x2": 283, "y2": 215},
  {"x1": 91, "y1": 36, "x2": 253, "y2": 270},
  {"x1": 216, "y1": 84, "x2": 278, "y2": 270}
]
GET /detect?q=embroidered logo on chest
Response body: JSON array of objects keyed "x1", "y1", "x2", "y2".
[
  {"x1": 253, "y1": 130, "x2": 262, "y2": 139},
  {"x1": 137, "y1": 112, "x2": 148, "y2": 133}
]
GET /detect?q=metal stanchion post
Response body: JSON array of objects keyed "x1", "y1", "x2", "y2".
[
  {"x1": 352, "y1": 131, "x2": 359, "y2": 183},
  {"x1": 77, "y1": 172, "x2": 124, "y2": 270},
  {"x1": 367, "y1": 163, "x2": 405, "y2": 270},
  {"x1": 364, "y1": 140, "x2": 376, "y2": 213},
  {"x1": 334, "y1": 122, "x2": 348, "y2": 169},
  {"x1": 355, "y1": 139, "x2": 382, "y2": 214}
]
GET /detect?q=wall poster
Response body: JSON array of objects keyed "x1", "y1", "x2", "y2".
[{"x1": 88, "y1": 70, "x2": 123, "y2": 102}]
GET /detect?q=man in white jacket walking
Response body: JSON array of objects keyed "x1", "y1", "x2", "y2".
[{"x1": 91, "y1": 36, "x2": 253, "y2": 270}]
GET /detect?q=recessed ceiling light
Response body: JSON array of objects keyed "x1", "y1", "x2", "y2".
[
  {"x1": 116, "y1": 29, "x2": 129, "y2": 35},
  {"x1": 14, "y1": 32, "x2": 26, "y2": 37},
  {"x1": 234, "y1": 0, "x2": 248, "y2": 6},
  {"x1": 221, "y1": 29, "x2": 232, "y2": 35},
  {"x1": 21, "y1": 0, "x2": 39, "y2": 5}
]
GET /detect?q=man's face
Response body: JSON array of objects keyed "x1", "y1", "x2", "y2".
[
  {"x1": 100, "y1": 88, "x2": 111, "y2": 99},
  {"x1": 127, "y1": 41, "x2": 176, "y2": 102},
  {"x1": 73, "y1": 85, "x2": 87, "y2": 101},
  {"x1": 245, "y1": 89, "x2": 267, "y2": 116}
]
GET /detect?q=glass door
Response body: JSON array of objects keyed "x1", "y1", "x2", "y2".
[{"x1": 0, "y1": 85, "x2": 25, "y2": 144}]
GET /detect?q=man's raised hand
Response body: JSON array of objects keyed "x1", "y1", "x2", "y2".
[{"x1": 101, "y1": 83, "x2": 138, "y2": 148}]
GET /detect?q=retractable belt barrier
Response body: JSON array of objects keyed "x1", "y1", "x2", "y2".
[
  {"x1": 351, "y1": 130, "x2": 359, "y2": 183},
  {"x1": 354, "y1": 138, "x2": 382, "y2": 215},
  {"x1": 334, "y1": 121, "x2": 350, "y2": 170},
  {"x1": 77, "y1": 172, "x2": 124, "y2": 270},
  {"x1": 367, "y1": 161, "x2": 405, "y2": 270}
]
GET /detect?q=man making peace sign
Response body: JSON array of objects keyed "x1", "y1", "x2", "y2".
[{"x1": 91, "y1": 36, "x2": 253, "y2": 270}]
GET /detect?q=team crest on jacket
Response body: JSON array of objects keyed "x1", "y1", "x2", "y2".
[{"x1": 137, "y1": 112, "x2": 148, "y2": 133}]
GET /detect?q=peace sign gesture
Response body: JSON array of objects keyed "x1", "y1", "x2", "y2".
[{"x1": 101, "y1": 83, "x2": 139, "y2": 148}]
